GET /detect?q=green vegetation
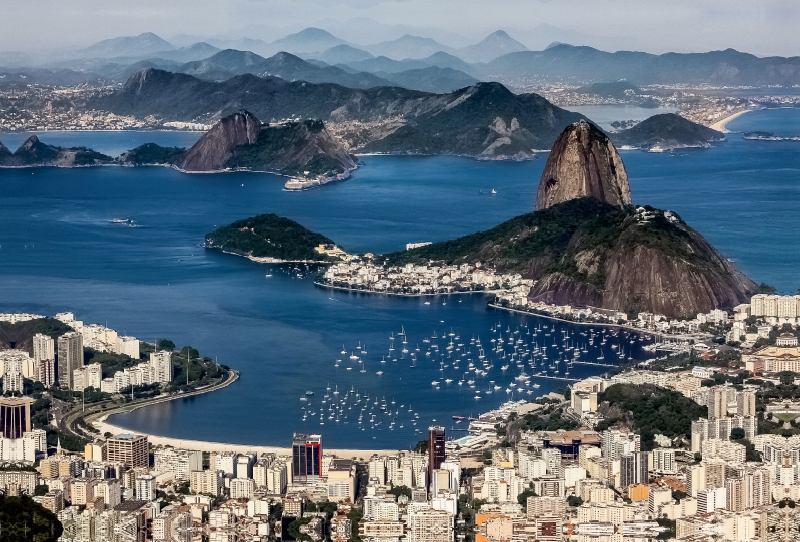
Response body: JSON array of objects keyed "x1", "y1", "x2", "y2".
[
  {"x1": 596, "y1": 383, "x2": 708, "y2": 450},
  {"x1": 517, "y1": 487, "x2": 537, "y2": 505},
  {"x1": 288, "y1": 518, "x2": 313, "y2": 541},
  {"x1": 383, "y1": 198, "x2": 724, "y2": 301},
  {"x1": 347, "y1": 508, "x2": 363, "y2": 542},
  {"x1": 29, "y1": 318, "x2": 73, "y2": 340},
  {"x1": 0, "y1": 494, "x2": 62, "y2": 541},
  {"x1": 611, "y1": 113, "x2": 723, "y2": 149},
  {"x1": 656, "y1": 518, "x2": 676, "y2": 539},
  {"x1": 205, "y1": 213, "x2": 336, "y2": 262},
  {"x1": 512, "y1": 406, "x2": 580, "y2": 433},
  {"x1": 226, "y1": 120, "x2": 351, "y2": 176},
  {"x1": 119, "y1": 143, "x2": 185, "y2": 165},
  {"x1": 168, "y1": 346, "x2": 223, "y2": 390},
  {"x1": 387, "y1": 485, "x2": 412, "y2": 499},
  {"x1": 577, "y1": 81, "x2": 641, "y2": 98},
  {"x1": 84, "y1": 349, "x2": 139, "y2": 379}
]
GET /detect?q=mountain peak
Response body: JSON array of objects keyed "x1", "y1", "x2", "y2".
[
  {"x1": 457, "y1": 30, "x2": 528, "y2": 62},
  {"x1": 20, "y1": 135, "x2": 40, "y2": 151},
  {"x1": 535, "y1": 120, "x2": 631, "y2": 211}
]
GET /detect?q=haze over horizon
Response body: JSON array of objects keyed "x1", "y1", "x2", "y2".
[{"x1": 1, "y1": 0, "x2": 799, "y2": 57}]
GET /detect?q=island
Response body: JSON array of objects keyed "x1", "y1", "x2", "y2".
[
  {"x1": 0, "y1": 135, "x2": 113, "y2": 167},
  {"x1": 610, "y1": 113, "x2": 724, "y2": 151},
  {"x1": 204, "y1": 213, "x2": 348, "y2": 263}
]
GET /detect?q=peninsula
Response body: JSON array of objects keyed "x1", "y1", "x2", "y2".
[{"x1": 0, "y1": 135, "x2": 113, "y2": 167}]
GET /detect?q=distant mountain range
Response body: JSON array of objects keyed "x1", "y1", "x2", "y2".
[
  {"x1": 7, "y1": 29, "x2": 800, "y2": 88},
  {"x1": 93, "y1": 70, "x2": 581, "y2": 157},
  {"x1": 480, "y1": 44, "x2": 800, "y2": 85}
]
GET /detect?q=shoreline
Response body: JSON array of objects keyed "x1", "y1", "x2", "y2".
[
  {"x1": 208, "y1": 246, "x2": 331, "y2": 265},
  {"x1": 86, "y1": 368, "x2": 403, "y2": 459},
  {"x1": 94, "y1": 418, "x2": 403, "y2": 459},
  {"x1": 314, "y1": 281, "x2": 503, "y2": 298},
  {"x1": 709, "y1": 109, "x2": 754, "y2": 132},
  {"x1": 487, "y1": 303, "x2": 666, "y2": 339}
]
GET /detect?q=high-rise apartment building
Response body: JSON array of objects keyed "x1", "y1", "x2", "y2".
[
  {"x1": 135, "y1": 474, "x2": 155, "y2": 501},
  {"x1": 601, "y1": 429, "x2": 639, "y2": 461},
  {"x1": 37, "y1": 358, "x2": 55, "y2": 387},
  {"x1": 33, "y1": 334, "x2": 55, "y2": 365},
  {"x1": 408, "y1": 509, "x2": 453, "y2": 542},
  {"x1": 190, "y1": 470, "x2": 223, "y2": 496},
  {"x1": 428, "y1": 426, "x2": 445, "y2": 485},
  {"x1": 652, "y1": 448, "x2": 676, "y2": 474},
  {"x1": 620, "y1": 452, "x2": 649, "y2": 488},
  {"x1": 150, "y1": 351, "x2": 173, "y2": 384},
  {"x1": 57, "y1": 332, "x2": 83, "y2": 389},
  {"x1": 106, "y1": 434, "x2": 149, "y2": 468},
  {"x1": 292, "y1": 433, "x2": 322, "y2": 482}
]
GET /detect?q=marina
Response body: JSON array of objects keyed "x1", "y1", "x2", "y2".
[{"x1": 294, "y1": 319, "x2": 654, "y2": 436}]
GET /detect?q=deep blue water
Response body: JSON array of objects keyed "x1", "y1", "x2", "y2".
[
  {"x1": 0, "y1": 108, "x2": 798, "y2": 449},
  {"x1": 0, "y1": 131, "x2": 203, "y2": 159}
]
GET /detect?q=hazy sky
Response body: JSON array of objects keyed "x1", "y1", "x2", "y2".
[{"x1": 2, "y1": 0, "x2": 799, "y2": 56}]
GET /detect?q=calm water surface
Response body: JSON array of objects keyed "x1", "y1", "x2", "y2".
[{"x1": 0, "y1": 108, "x2": 797, "y2": 448}]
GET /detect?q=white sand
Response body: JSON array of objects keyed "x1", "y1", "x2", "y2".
[
  {"x1": 710, "y1": 110, "x2": 752, "y2": 132},
  {"x1": 93, "y1": 416, "x2": 405, "y2": 460}
]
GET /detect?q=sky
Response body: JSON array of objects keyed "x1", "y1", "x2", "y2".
[{"x1": 1, "y1": 0, "x2": 798, "y2": 56}]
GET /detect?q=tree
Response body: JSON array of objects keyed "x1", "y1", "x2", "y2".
[
  {"x1": 567, "y1": 495, "x2": 583, "y2": 507},
  {"x1": 517, "y1": 489, "x2": 537, "y2": 505},
  {"x1": 157, "y1": 339, "x2": 176, "y2": 351},
  {"x1": 730, "y1": 428, "x2": 745, "y2": 440},
  {"x1": 34, "y1": 484, "x2": 49, "y2": 496},
  {"x1": 413, "y1": 440, "x2": 429, "y2": 454},
  {"x1": 387, "y1": 485, "x2": 412, "y2": 499}
]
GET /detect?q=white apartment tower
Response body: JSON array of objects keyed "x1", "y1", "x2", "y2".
[
  {"x1": 33, "y1": 334, "x2": 55, "y2": 364},
  {"x1": 57, "y1": 332, "x2": 83, "y2": 389}
]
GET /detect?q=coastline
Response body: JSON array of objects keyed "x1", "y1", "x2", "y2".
[
  {"x1": 486, "y1": 303, "x2": 662, "y2": 338},
  {"x1": 709, "y1": 109, "x2": 753, "y2": 132},
  {"x1": 93, "y1": 418, "x2": 403, "y2": 460},
  {"x1": 83, "y1": 368, "x2": 402, "y2": 459},
  {"x1": 208, "y1": 245, "x2": 331, "y2": 265},
  {"x1": 314, "y1": 281, "x2": 501, "y2": 298}
]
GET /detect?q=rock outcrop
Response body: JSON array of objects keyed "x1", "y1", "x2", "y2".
[
  {"x1": 172, "y1": 110, "x2": 357, "y2": 178},
  {"x1": 535, "y1": 120, "x2": 631, "y2": 210},
  {"x1": 388, "y1": 198, "x2": 757, "y2": 318},
  {"x1": 176, "y1": 110, "x2": 261, "y2": 171}
]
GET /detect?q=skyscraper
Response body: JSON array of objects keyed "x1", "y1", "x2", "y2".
[
  {"x1": 292, "y1": 433, "x2": 322, "y2": 482},
  {"x1": 620, "y1": 452, "x2": 649, "y2": 488},
  {"x1": 33, "y1": 333, "x2": 55, "y2": 364},
  {"x1": 57, "y1": 332, "x2": 83, "y2": 389},
  {"x1": 428, "y1": 426, "x2": 445, "y2": 485},
  {"x1": 0, "y1": 396, "x2": 33, "y2": 438}
]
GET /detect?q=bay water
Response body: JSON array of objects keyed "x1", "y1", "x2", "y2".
[{"x1": 0, "y1": 108, "x2": 797, "y2": 448}]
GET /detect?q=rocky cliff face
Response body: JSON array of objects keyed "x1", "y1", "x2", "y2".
[
  {"x1": 389, "y1": 198, "x2": 757, "y2": 318},
  {"x1": 535, "y1": 120, "x2": 631, "y2": 210},
  {"x1": 524, "y1": 205, "x2": 757, "y2": 317},
  {"x1": 174, "y1": 110, "x2": 356, "y2": 177},
  {"x1": 176, "y1": 110, "x2": 261, "y2": 171}
]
